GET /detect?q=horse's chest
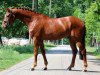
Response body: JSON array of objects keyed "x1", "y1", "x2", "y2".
[{"x1": 28, "y1": 23, "x2": 42, "y2": 38}]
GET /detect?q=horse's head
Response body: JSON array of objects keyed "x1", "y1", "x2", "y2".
[{"x1": 2, "y1": 8, "x2": 15, "y2": 29}]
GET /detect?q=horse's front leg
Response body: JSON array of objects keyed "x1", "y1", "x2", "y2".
[
  {"x1": 39, "y1": 40, "x2": 48, "y2": 70},
  {"x1": 31, "y1": 37, "x2": 39, "y2": 71}
]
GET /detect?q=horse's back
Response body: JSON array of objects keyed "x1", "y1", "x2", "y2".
[
  {"x1": 57, "y1": 16, "x2": 85, "y2": 38},
  {"x1": 41, "y1": 16, "x2": 85, "y2": 40}
]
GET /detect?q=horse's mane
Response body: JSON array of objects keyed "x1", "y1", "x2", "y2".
[
  {"x1": 14, "y1": 7, "x2": 35, "y2": 12},
  {"x1": 12, "y1": 7, "x2": 47, "y2": 17}
]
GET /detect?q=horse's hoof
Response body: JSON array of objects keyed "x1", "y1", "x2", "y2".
[
  {"x1": 68, "y1": 68, "x2": 72, "y2": 71},
  {"x1": 67, "y1": 67, "x2": 72, "y2": 71},
  {"x1": 43, "y1": 67, "x2": 47, "y2": 70},
  {"x1": 83, "y1": 69, "x2": 87, "y2": 72},
  {"x1": 31, "y1": 68, "x2": 34, "y2": 71}
]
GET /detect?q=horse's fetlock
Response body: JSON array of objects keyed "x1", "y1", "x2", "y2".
[{"x1": 45, "y1": 62, "x2": 48, "y2": 66}]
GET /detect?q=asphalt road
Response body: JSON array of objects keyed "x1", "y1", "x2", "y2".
[{"x1": 0, "y1": 45, "x2": 100, "y2": 75}]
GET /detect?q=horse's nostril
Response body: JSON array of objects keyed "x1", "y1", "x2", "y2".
[{"x1": 4, "y1": 21, "x2": 7, "y2": 23}]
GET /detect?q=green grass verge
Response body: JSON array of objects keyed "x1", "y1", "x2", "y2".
[
  {"x1": 0, "y1": 45, "x2": 33, "y2": 71},
  {"x1": 0, "y1": 44, "x2": 55, "y2": 71},
  {"x1": 86, "y1": 46, "x2": 100, "y2": 59}
]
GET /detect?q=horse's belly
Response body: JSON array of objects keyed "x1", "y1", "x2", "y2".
[
  {"x1": 43, "y1": 32, "x2": 69, "y2": 40},
  {"x1": 43, "y1": 23, "x2": 70, "y2": 40}
]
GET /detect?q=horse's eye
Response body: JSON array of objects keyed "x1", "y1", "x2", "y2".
[{"x1": 6, "y1": 14, "x2": 10, "y2": 17}]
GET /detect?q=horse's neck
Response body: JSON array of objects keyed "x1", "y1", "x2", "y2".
[
  {"x1": 16, "y1": 11, "x2": 37, "y2": 25},
  {"x1": 15, "y1": 10, "x2": 48, "y2": 27},
  {"x1": 16, "y1": 14, "x2": 31, "y2": 25}
]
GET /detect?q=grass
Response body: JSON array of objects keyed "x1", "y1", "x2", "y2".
[
  {"x1": 0, "y1": 43, "x2": 55, "y2": 71},
  {"x1": 0, "y1": 45, "x2": 33, "y2": 71},
  {"x1": 44, "y1": 43, "x2": 56, "y2": 50},
  {"x1": 86, "y1": 46, "x2": 100, "y2": 59}
]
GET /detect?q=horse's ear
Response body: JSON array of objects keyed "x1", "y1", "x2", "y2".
[{"x1": 6, "y1": 8, "x2": 12, "y2": 12}]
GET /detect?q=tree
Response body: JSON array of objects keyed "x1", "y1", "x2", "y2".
[
  {"x1": 85, "y1": 1, "x2": 100, "y2": 45},
  {"x1": 0, "y1": 0, "x2": 100, "y2": 45},
  {"x1": 0, "y1": 0, "x2": 32, "y2": 38}
]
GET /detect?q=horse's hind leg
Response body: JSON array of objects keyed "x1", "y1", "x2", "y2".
[
  {"x1": 39, "y1": 40, "x2": 48, "y2": 70},
  {"x1": 77, "y1": 41, "x2": 88, "y2": 72},
  {"x1": 67, "y1": 38, "x2": 78, "y2": 70}
]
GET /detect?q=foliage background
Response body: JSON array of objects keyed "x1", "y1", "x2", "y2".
[{"x1": 0, "y1": 0, "x2": 100, "y2": 45}]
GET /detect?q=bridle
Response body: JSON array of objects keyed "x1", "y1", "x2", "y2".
[{"x1": 6, "y1": 11, "x2": 13, "y2": 27}]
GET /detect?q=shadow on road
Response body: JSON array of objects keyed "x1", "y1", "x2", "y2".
[
  {"x1": 88, "y1": 58, "x2": 100, "y2": 65},
  {"x1": 27, "y1": 68, "x2": 100, "y2": 73},
  {"x1": 87, "y1": 70, "x2": 100, "y2": 73},
  {"x1": 71, "y1": 70, "x2": 100, "y2": 73},
  {"x1": 46, "y1": 45, "x2": 73, "y2": 54},
  {"x1": 46, "y1": 50, "x2": 72, "y2": 54}
]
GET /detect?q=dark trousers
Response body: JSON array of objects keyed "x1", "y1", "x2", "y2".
[{"x1": 0, "y1": 35, "x2": 3, "y2": 45}]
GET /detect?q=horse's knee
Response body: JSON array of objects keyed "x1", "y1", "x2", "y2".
[
  {"x1": 41, "y1": 49, "x2": 45, "y2": 54},
  {"x1": 73, "y1": 50, "x2": 78, "y2": 54},
  {"x1": 34, "y1": 52, "x2": 38, "y2": 58}
]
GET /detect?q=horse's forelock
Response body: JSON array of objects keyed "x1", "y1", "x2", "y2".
[{"x1": 6, "y1": 8, "x2": 12, "y2": 13}]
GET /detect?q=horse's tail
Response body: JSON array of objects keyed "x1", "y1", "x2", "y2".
[
  {"x1": 82, "y1": 25, "x2": 86, "y2": 47},
  {"x1": 79, "y1": 25, "x2": 86, "y2": 60}
]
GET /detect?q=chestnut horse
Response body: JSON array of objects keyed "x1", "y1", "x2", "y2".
[{"x1": 2, "y1": 8, "x2": 87, "y2": 71}]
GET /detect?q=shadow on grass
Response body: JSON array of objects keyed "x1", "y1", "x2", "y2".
[
  {"x1": 0, "y1": 45, "x2": 34, "y2": 54},
  {"x1": 14, "y1": 45, "x2": 33, "y2": 54},
  {"x1": 15, "y1": 43, "x2": 56, "y2": 54},
  {"x1": 0, "y1": 44, "x2": 56, "y2": 54}
]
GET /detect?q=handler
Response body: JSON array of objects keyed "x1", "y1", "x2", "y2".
[{"x1": 0, "y1": 32, "x2": 3, "y2": 45}]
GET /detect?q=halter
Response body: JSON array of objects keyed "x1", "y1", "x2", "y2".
[{"x1": 6, "y1": 11, "x2": 13, "y2": 27}]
